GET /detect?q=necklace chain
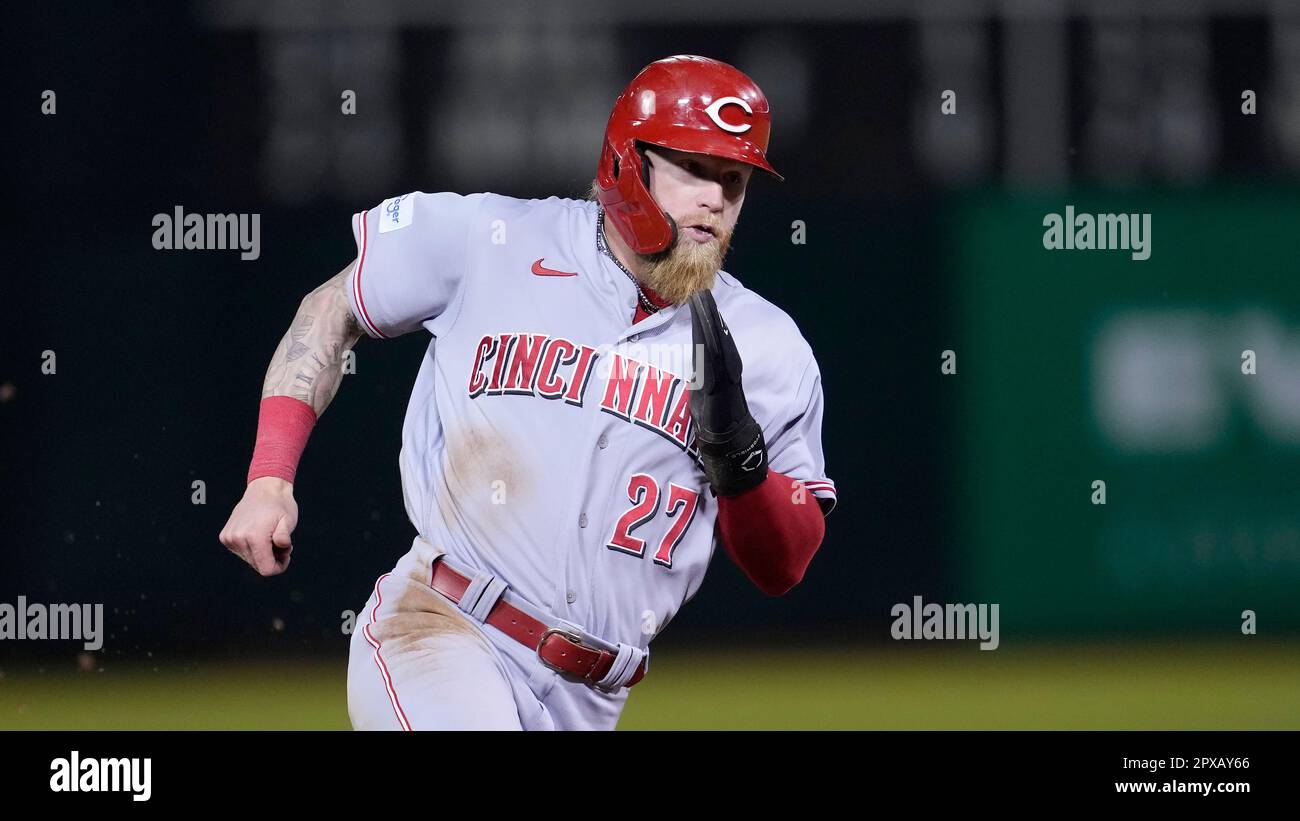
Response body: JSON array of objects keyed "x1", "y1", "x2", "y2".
[{"x1": 597, "y1": 209, "x2": 659, "y2": 315}]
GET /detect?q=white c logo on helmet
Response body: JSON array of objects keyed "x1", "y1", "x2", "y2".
[{"x1": 704, "y1": 96, "x2": 753, "y2": 134}]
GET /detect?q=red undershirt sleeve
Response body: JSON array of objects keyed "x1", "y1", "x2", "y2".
[{"x1": 715, "y1": 469, "x2": 826, "y2": 596}]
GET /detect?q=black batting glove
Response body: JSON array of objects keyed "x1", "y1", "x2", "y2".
[{"x1": 687, "y1": 289, "x2": 768, "y2": 496}]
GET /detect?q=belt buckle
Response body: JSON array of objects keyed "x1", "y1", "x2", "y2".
[{"x1": 538, "y1": 627, "x2": 605, "y2": 684}]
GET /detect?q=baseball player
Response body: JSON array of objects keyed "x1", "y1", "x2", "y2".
[{"x1": 219, "y1": 55, "x2": 836, "y2": 730}]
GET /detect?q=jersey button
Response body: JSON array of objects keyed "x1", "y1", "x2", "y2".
[
  {"x1": 566, "y1": 590, "x2": 577, "y2": 604},
  {"x1": 578, "y1": 513, "x2": 589, "y2": 528},
  {"x1": 630, "y1": 334, "x2": 640, "y2": 342},
  {"x1": 597, "y1": 434, "x2": 609, "y2": 449}
]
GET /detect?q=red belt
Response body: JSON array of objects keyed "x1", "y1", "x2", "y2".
[{"x1": 430, "y1": 558, "x2": 647, "y2": 690}]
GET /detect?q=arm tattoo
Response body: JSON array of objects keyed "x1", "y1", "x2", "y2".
[
  {"x1": 261, "y1": 265, "x2": 365, "y2": 415},
  {"x1": 286, "y1": 315, "x2": 314, "y2": 361}
]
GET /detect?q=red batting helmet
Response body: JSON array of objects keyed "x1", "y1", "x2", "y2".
[{"x1": 596, "y1": 55, "x2": 782, "y2": 256}]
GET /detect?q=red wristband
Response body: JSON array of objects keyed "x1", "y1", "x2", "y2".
[{"x1": 246, "y1": 396, "x2": 317, "y2": 485}]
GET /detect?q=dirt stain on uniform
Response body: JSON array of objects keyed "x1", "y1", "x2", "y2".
[
  {"x1": 434, "y1": 422, "x2": 531, "y2": 525},
  {"x1": 379, "y1": 574, "x2": 489, "y2": 648}
]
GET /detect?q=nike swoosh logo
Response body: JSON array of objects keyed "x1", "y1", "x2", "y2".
[{"x1": 532, "y1": 258, "x2": 579, "y2": 277}]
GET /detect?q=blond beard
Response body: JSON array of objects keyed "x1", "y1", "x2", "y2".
[
  {"x1": 587, "y1": 179, "x2": 734, "y2": 304},
  {"x1": 637, "y1": 222, "x2": 732, "y2": 304}
]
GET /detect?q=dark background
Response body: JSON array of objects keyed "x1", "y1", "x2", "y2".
[{"x1": 3, "y1": 2, "x2": 1297, "y2": 727}]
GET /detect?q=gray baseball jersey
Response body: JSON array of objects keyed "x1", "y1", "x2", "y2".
[{"x1": 346, "y1": 191, "x2": 835, "y2": 659}]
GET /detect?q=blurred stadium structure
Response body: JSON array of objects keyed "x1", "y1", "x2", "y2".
[
  {"x1": 3, "y1": 1, "x2": 1298, "y2": 728},
  {"x1": 196, "y1": 0, "x2": 1300, "y2": 199}
]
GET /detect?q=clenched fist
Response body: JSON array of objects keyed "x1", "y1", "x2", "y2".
[{"x1": 219, "y1": 476, "x2": 297, "y2": 576}]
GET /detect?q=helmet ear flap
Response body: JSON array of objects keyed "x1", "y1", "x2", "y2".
[
  {"x1": 597, "y1": 138, "x2": 676, "y2": 256},
  {"x1": 635, "y1": 144, "x2": 678, "y2": 253}
]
